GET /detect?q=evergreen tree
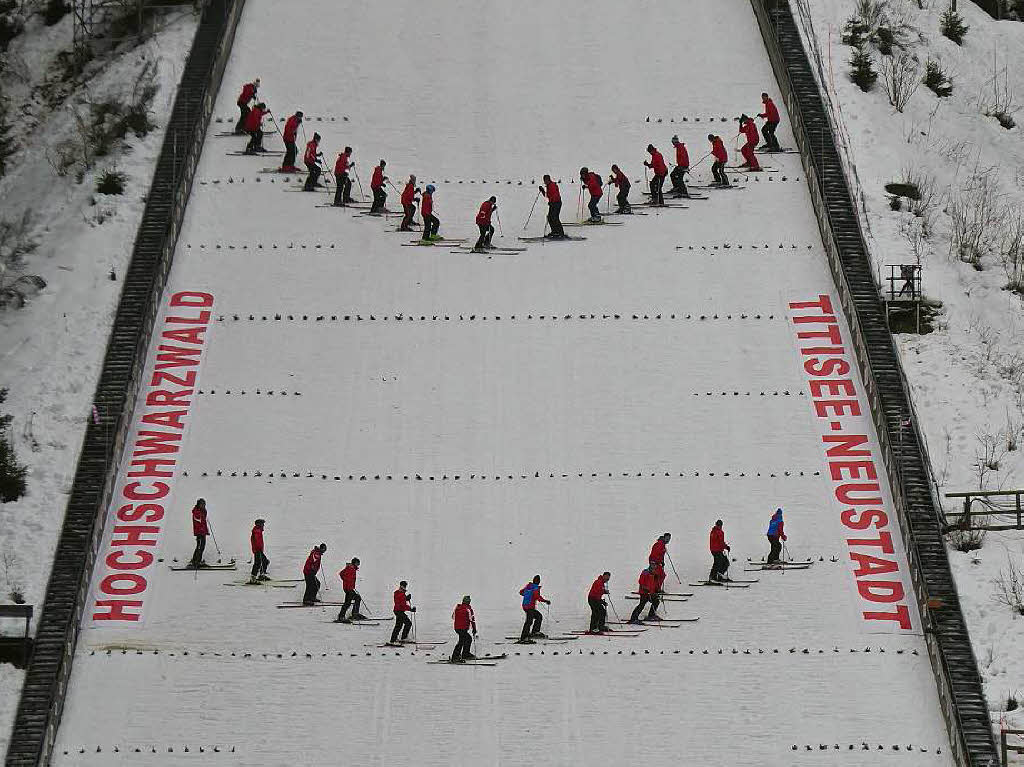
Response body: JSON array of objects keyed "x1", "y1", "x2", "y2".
[{"x1": 0, "y1": 389, "x2": 27, "y2": 503}]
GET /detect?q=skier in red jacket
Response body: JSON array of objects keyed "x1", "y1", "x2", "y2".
[
  {"x1": 370, "y1": 160, "x2": 388, "y2": 214},
  {"x1": 234, "y1": 78, "x2": 260, "y2": 133},
  {"x1": 399, "y1": 175, "x2": 419, "y2": 231},
  {"x1": 758, "y1": 92, "x2": 782, "y2": 151},
  {"x1": 451, "y1": 596, "x2": 477, "y2": 662},
  {"x1": 302, "y1": 543, "x2": 327, "y2": 605},
  {"x1": 242, "y1": 102, "x2": 269, "y2": 154},
  {"x1": 649, "y1": 532, "x2": 671, "y2": 567},
  {"x1": 518, "y1": 575, "x2": 552, "y2": 643},
  {"x1": 580, "y1": 167, "x2": 604, "y2": 222},
  {"x1": 280, "y1": 110, "x2": 302, "y2": 171},
  {"x1": 540, "y1": 175, "x2": 566, "y2": 238},
  {"x1": 474, "y1": 195, "x2": 496, "y2": 250},
  {"x1": 629, "y1": 564, "x2": 662, "y2": 623},
  {"x1": 709, "y1": 519, "x2": 732, "y2": 582},
  {"x1": 335, "y1": 558, "x2": 366, "y2": 622},
  {"x1": 333, "y1": 147, "x2": 354, "y2": 206},
  {"x1": 389, "y1": 580, "x2": 416, "y2": 644},
  {"x1": 302, "y1": 133, "x2": 323, "y2": 191},
  {"x1": 421, "y1": 184, "x2": 439, "y2": 241},
  {"x1": 644, "y1": 144, "x2": 668, "y2": 206},
  {"x1": 609, "y1": 164, "x2": 631, "y2": 213},
  {"x1": 248, "y1": 518, "x2": 269, "y2": 584},
  {"x1": 188, "y1": 498, "x2": 209, "y2": 568},
  {"x1": 587, "y1": 572, "x2": 611, "y2": 633},
  {"x1": 709, "y1": 135, "x2": 730, "y2": 187},
  {"x1": 670, "y1": 135, "x2": 690, "y2": 198},
  {"x1": 738, "y1": 115, "x2": 761, "y2": 171}
]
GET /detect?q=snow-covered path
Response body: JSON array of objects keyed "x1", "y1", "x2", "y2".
[{"x1": 49, "y1": 1, "x2": 954, "y2": 763}]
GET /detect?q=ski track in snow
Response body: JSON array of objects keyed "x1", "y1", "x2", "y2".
[{"x1": 37, "y1": 0, "x2": 954, "y2": 764}]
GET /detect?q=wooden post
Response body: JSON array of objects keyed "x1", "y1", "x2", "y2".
[
  {"x1": 1017, "y1": 491, "x2": 1021, "y2": 530},
  {"x1": 1003, "y1": 729, "x2": 1008, "y2": 766}
]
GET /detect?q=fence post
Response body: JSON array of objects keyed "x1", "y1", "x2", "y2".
[
  {"x1": 1017, "y1": 492, "x2": 1021, "y2": 530},
  {"x1": 1003, "y1": 728, "x2": 1008, "y2": 766}
]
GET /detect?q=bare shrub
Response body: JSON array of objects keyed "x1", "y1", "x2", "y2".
[
  {"x1": 881, "y1": 50, "x2": 921, "y2": 112},
  {"x1": 947, "y1": 511, "x2": 987, "y2": 552},
  {"x1": 1001, "y1": 212, "x2": 1024, "y2": 294},
  {"x1": 975, "y1": 429, "x2": 1008, "y2": 488},
  {"x1": 981, "y1": 61, "x2": 1018, "y2": 129},
  {"x1": 948, "y1": 166, "x2": 1005, "y2": 269},
  {"x1": 0, "y1": 212, "x2": 44, "y2": 310},
  {"x1": 995, "y1": 555, "x2": 1024, "y2": 615}
]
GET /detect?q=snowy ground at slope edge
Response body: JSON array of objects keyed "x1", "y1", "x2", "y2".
[
  {"x1": 797, "y1": 0, "x2": 1024, "y2": 742},
  {"x1": 50, "y1": 0, "x2": 954, "y2": 764},
  {"x1": 0, "y1": 9, "x2": 198, "y2": 757}
]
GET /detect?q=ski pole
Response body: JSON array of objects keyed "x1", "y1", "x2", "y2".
[
  {"x1": 607, "y1": 596, "x2": 622, "y2": 622},
  {"x1": 413, "y1": 610, "x2": 418, "y2": 643},
  {"x1": 665, "y1": 551, "x2": 682, "y2": 585},
  {"x1": 523, "y1": 191, "x2": 540, "y2": 230},
  {"x1": 576, "y1": 182, "x2": 583, "y2": 220},
  {"x1": 353, "y1": 167, "x2": 366, "y2": 201},
  {"x1": 208, "y1": 525, "x2": 222, "y2": 556},
  {"x1": 494, "y1": 208, "x2": 503, "y2": 237}
]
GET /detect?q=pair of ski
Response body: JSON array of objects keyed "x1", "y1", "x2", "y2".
[
  {"x1": 568, "y1": 629, "x2": 645, "y2": 637},
  {"x1": 169, "y1": 560, "x2": 236, "y2": 571},
  {"x1": 755, "y1": 147, "x2": 796, "y2": 154},
  {"x1": 609, "y1": 618, "x2": 698, "y2": 628},
  {"x1": 226, "y1": 150, "x2": 283, "y2": 157},
  {"x1": 453, "y1": 245, "x2": 526, "y2": 255},
  {"x1": 501, "y1": 635, "x2": 579, "y2": 645},
  {"x1": 401, "y1": 237, "x2": 466, "y2": 248},
  {"x1": 315, "y1": 201, "x2": 370, "y2": 208},
  {"x1": 564, "y1": 219, "x2": 625, "y2": 227},
  {"x1": 744, "y1": 560, "x2": 812, "y2": 572},
  {"x1": 225, "y1": 578, "x2": 298, "y2": 588},
  {"x1": 430, "y1": 654, "x2": 508, "y2": 666},
  {"x1": 690, "y1": 579, "x2": 758, "y2": 588},
  {"x1": 370, "y1": 640, "x2": 447, "y2": 649},
  {"x1": 726, "y1": 165, "x2": 779, "y2": 174},
  {"x1": 518, "y1": 235, "x2": 586, "y2": 243}
]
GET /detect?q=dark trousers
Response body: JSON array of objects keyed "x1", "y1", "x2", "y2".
[
  {"x1": 337, "y1": 589, "x2": 361, "y2": 620},
  {"x1": 371, "y1": 186, "x2": 386, "y2": 213},
  {"x1": 712, "y1": 161, "x2": 729, "y2": 185},
  {"x1": 391, "y1": 610, "x2": 412, "y2": 642},
  {"x1": 303, "y1": 162, "x2": 321, "y2": 191},
  {"x1": 649, "y1": 174, "x2": 665, "y2": 205},
  {"x1": 423, "y1": 213, "x2": 439, "y2": 240},
  {"x1": 400, "y1": 203, "x2": 416, "y2": 230},
  {"x1": 302, "y1": 573, "x2": 320, "y2": 604},
  {"x1": 762, "y1": 120, "x2": 780, "y2": 150},
  {"x1": 251, "y1": 551, "x2": 269, "y2": 577},
  {"x1": 452, "y1": 629, "x2": 473, "y2": 661},
  {"x1": 588, "y1": 195, "x2": 602, "y2": 220},
  {"x1": 475, "y1": 222, "x2": 494, "y2": 249},
  {"x1": 630, "y1": 593, "x2": 661, "y2": 621},
  {"x1": 588, "y1": 598, "x2": 607, "y2": 632},
  {"x1": 235, "y1": 103, "x2": 250, "y2": 133},
  {"x1": 334, "y1": 173, "x2": 352, "y2": 205},
  {"x1": 616, "y1": 184, "x2": 631, "y2": 212},
  {"x1": 245, "y1": 128, "x2": 263, "y2": 154},
  {"x1": 283, "y1": 140, "x2": 297, "y2": 168},
  {"x1": 520, "y1": 608, "x2": 542, "y2": 640},
  {"x1": 190, "y1": 535, "x2": 206, "y2": 566},
  {"x1": 670, "y1": 166, "x2": 689, "y2": 196},
  {"x1": 546, "y1": 200, "x2": 564, "y2": 236},
  {"x1": 710, "y1": 551, "x2": 730, "y2": 581},
  {"x1": 767, "y1": 535, "x2": 782, "y2": 563}
]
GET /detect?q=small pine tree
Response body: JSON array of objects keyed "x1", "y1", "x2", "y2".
[
  {"x1": 850, "y1": 46, "x2": 878, "y2": 92},
  {"x1": 0, "y1": 95, "x2": 16, "y2": 178},
  {"x1": 940, "y1": 9, "x2": 968, "y2": 45},
  {"x1": 0, "y1": 389, "x2": 27, "y2": 503}
]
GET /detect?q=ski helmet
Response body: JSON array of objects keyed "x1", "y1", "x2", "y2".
[
  {"x1": 489, "y1": 195, "x2": 496, "y2": 203},
  {"x1": 647, "y1": 144, "x2": 655, "y2": 152},
  {"x1": 671, "y1": 135, "x2": 680, "y2": 144},
  {"x1": 344, "y1": 146, "x2": 352, "y2": 154},
  {"x1": 708, "y1": 134, "x2": 715, "y2": 141},
  {"x1": 313, "y1": 132, "x2": 321, "y2": 141},
  {"x1": 255, "y1": 518, "x2": 265, "y2": 526},
  {"x1": 296, "y1": 110, "x2": 303, "y2": 118},
  {"x1": 380, "y1": 159, "x2": 386, "y2": 166},
  {"x1": 352, "y1": 557, "x2": 360, "y2": 565},
  {"x1": 426, "y1": 184, "x2": 435, "y2": 193},
  {"x1": 462, "y1": 595, "x2": 471, "y2": 603},
  {"x1": 580, "y1": 166, "x2": 588, "y2": 177},
  {"x1": 400, "y1": 580, "x2": 407, "y2": 588},
  {"x1": 318, "y1": 543, "x2": 327, "y2": 552}
]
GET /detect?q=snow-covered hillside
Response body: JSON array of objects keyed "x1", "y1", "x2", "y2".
[{"x1": 36, "y1": 0, "x2": 959, "y2": 764}]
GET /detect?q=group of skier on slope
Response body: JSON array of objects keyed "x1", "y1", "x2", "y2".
[
  {"x1": 230, "y1": 78, "x2": 784, "y2": 248},
  {"x1": 188, "y1": 500, "x2": 788, "y2": 662}
]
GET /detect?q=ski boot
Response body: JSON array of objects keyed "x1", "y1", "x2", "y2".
[
  {"x1": 628, "y1": 618, "x2": 643, "y2": 625},
  {"x1": 247, "y1": 576, "x2": 260, "y2": 585},
  {"x1": 351, "y1": 613, "x2": 369, "y2": 621},
  {"x1": 531, "y1": 631, "x2": 548, "y2": 639},
  {"x1": 258, "y1": 573, "x2": 271, "y2": 581},
  {"x1": 464, "y1": 653, "x2": 477, "y2": 660},
  {"x1": 517, "y1": 638, "x2": 536, "y2": 645}
]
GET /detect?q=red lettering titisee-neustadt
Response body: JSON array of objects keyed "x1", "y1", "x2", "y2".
[
  {"x1": 789, "y1": 294, "x2": 912, "y2": 630},
  {"x1": 92, "y1": 291, "x2": 213, "y2": 623}
]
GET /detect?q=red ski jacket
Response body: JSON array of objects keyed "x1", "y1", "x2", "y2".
[
  {"x1": 611, "y1": 169, "x2": 629, "y2": 188},
  {"x1": 649, "y1": 538, "x2": 666, "y2": 564},
  {"x1": 453, "y1": 603, "x2": 476, "y2": 631},
  {"x1": 335, "y1": 153, "x2": 350, "y2": 176},
  {"x1": 303, "y1": 547, "x2": 322, "y2": 576},
  {"x1": 588, "y1": 576, "x2": 608, "y2": 600},
  {"x1": 710, "y1": 526, "x2": 729, "y2": 553},
  {"x1": 250, "y1": 526, "x2": 263, "y2": 553},
  {"x1": 304, "y1": 139, "x2": 320, "y2": 166},
  {"x1": 191, "y1": 505, "x2": 208, "y2": 536},
  {"x1": 421, "y1": 192, "x2": 433, "y2": 218},
  {"x1": 394, "y1": 589, "x2": 411, "y2": 612},
  {"x1": 638, "y1": 568, "x2": 659, "y2": 596},
  {"x1": 544, "y1": 179, "x2": 561, "y2": 203},
  {"x1": 741, "y1": 119, "x2": 759, "y2": 146},
  {"x1": 760, "y1": 97, "x2": 780, "y2": 123},
  {"x1": 243, "y1": 106, "x2": 265, "y2": 133},
  {"x1": 711, "y1": 137, "x2": 728, "y2": 163},
  {"x1": 476, "y1": 199, "x2": 495, "y2": 226},
  {"x1": 371, "y1": 166, "x2": 384, "y2": 189},
  {"x1": 339, "y1": 563, "x2": 358, "y2": 591},
  {"x1": 584, "y1": 172, "x2": 602, "y2": 198},
  {"x1": 237, "y1": 82, "x2": 257, "y2": 106},
  {"x1": 283, "y1": 114, "x2": 300, "y2": 143},
  {"x1": 653, "y1": 564, "x2": 667, "y2": 591},
  {"x1": 649, "y1": 150, "x2": 668, "y2": 176},
  {"x1": 674, "y1": 143, "x2": 689, "y2": 168},
  {"x1": 401, "y1": 182, "x2": 417, "y2": 206}
]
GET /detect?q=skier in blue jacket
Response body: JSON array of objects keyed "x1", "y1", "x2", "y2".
[
  {"x1": 519, "y1": 575, "x2": 551, "y2": 643},
  {"x1": 766, "y1": 508, "x2": 787, "y2": 567}
]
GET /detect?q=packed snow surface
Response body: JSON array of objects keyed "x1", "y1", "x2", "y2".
[{"x1": 48, "y1": 0, "x2": 956, "y2": 764}]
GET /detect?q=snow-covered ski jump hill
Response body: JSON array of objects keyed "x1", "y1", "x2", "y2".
[{"x1": 48, "y1": 0, "x2": 958, "y2": 764}]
